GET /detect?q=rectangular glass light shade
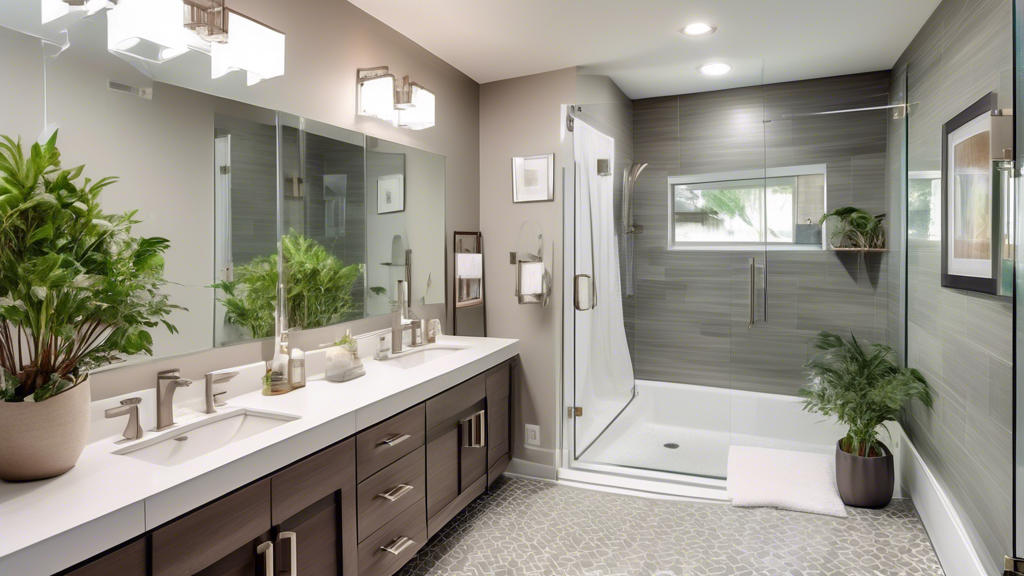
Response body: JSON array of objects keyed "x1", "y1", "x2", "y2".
[
  {"x1": 106, "y1": 0, "x2": 191, "y2": 63},
  {"x1": 358, "y1": 75, "x2": 396, "y2": 122},
  {"x1": 211, "y1": 11, "x2": 285, "y2": 86},
  {"x1": 398, "y1": 83, "x2": 435, "y2": 130}
]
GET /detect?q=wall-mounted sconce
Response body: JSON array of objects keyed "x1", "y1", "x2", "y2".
[
  {"x1": 210, "y1": 10, "x2": 285, "y2": 85},
  {"x1": 357, "y1": 67, "x2": 397, "y2": 122},
  {"x1": 183, "y1": 0, "x2": 227, "y2": 43},
  {"x1": 106, "y1": 0, "x2": 191, "y2": 63},
  {"x1": 42, "y1": 0, "x2": 115, "y2": 25},
  {"x1": 100, "y1": 0, "x2": 285, "y2": 85},
  {"x1": 397, "y1": 77, "x2": 436, "y2": 131},
  {"x1": 357, "y1": 68, "x2": 435, "y2": 130}
]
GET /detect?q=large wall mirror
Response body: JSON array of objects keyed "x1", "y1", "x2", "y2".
[{"x1": 0, "y1": 7, "x2": 446, "y2": 370}]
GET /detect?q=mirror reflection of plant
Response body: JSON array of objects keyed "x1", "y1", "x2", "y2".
[
  {"x1": 800, "y1": 331, "x2": 931, "y2": 458},
  {"x1": 819, "y1": 207, "x2": 886, "y2": 249},
  {"x1": 212, "y1": 231, "x2": 362, "y2": 339},
  {"x1": 283, "y1": 232, "x2": 362, "y2": 330},
  {"x1": 0, "y1": 133, "x2": 182, "y2": 402}
]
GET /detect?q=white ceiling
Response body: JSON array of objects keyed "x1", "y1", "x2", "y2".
[{"x1": 348, "y1": 0, "x2": 941, "y2": 99}]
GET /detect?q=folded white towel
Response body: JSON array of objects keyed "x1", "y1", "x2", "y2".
[
  {"x1": 519, "y1": 261, "x2": 545, "y2": 296},
  {"x1": 727, "y1": 445, "x2": 847, "y2": 517}
]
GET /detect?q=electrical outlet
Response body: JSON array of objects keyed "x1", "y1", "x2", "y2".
[{"x1": 525, "y1": 424, "x2": 540, "y2": 446}]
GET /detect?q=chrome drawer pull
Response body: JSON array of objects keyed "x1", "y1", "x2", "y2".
[
  {"x1": 256, "y1": 541, "x2": 274, "y2": 575},
  {"x1": 378, "y1": 484, "x2": 414, "y2": 502},
  {"x1": 460, "y1": 410, "x2": 486, "y2": 448},
  {"x1": 377, "y1": 433, "x2": 411, "y2": 447},
  {"x1": 380, "y1": 536, "x2": 414, "y2": 556}
]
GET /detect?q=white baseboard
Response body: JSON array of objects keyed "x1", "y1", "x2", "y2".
[
  {"x1": 507, "y1": 457, "x2": 557, "y2": 480},
  {"x1": 900, "y1": 432, "x2": 988, "y2": 576}
]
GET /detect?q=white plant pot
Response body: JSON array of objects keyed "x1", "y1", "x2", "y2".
[{"x1": 0, "y1": 378, "x2": 91, "y2": 482}]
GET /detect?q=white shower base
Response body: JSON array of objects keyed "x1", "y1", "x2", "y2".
[{"x1": 576, "y1": 380, "x2": 848, "y2": 479}]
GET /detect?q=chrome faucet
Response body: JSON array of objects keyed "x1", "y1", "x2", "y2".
[
  {"x1": 105, "y1": 397, "x2": 143, "y2": 441},
  {"x1": 204, "y1": 370, "x2": 239, "y2": 414},
  {"x1": 391, "y1": 280, "x2": 424, "y2": 355},
  {"x1": 156, "y1": 369, "x2": 192, "y2": 430}
]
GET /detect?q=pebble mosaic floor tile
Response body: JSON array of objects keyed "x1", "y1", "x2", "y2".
[{"x1": 397, "y1": 476, "x2": 943, "y2": 576}]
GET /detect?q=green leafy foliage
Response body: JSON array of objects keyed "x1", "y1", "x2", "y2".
[
  {"x1": 212, "y1": 231, "x2": 362, "y2": 339},
  {"x1": 800, "y1": 332, "x2": 932, "y2": 457},
  {"x1": 819, "y1": 207, "x2": 886, "y2": 249},
  {"x1": 0, "y1": 133, "x2": 182, "y2": 402}
]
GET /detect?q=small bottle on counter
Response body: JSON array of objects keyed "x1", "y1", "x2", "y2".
[{"x1": 289, "y1": 348, "x2": 306, "y2": 388}]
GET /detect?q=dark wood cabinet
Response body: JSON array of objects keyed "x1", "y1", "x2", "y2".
[
  {"x1": 62, "y1": 538, "x2": 147, "y2": 576},
  {"x1": 271, "y1": 438, "x2": 357, "y2": 576},
  {"x1": 68, "y1": 354, "x2": 518, "y2": 576}
]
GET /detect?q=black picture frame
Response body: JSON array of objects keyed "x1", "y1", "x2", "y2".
[{"x1": 940, "y1": 91, "x2": 999, "y2": 295}]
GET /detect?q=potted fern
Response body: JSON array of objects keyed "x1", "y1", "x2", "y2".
[
  {"x1": 0, "y1": 133, "x2": 180, "y2": 481},
  {"x1": 819, "y1": 207, "x2": 886, "y2": 250},
  {"x1": 800, "y1": 331, "x2": 932, "y2": 508}
]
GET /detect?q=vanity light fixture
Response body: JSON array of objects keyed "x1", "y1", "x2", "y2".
[
  {"x1": 698, "y1": 62, "x2": 731, "y2": 76},
  {"x1": 681, "y1": 22, "x2": 716, "y2": 36},
  {"x1": 183, "y1": 0, "x2": 228, "y2": 43},
  {"x1": 210, "y1": 10, "x2": 285, "y2": 85},
  {"x1": 396, "y1": 76, "x2": 436, "y2": 131},
  {"x1": 357, "y1": 67, "x2": 397, "y2": 122},
  {"x1": 106, "y1": 0, "x2": 191, "y2": 63},
  {"x1": 42, "y1": 0, "x2": 115, "y2": 25}
]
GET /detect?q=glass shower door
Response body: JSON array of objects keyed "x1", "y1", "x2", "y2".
[{"x1": 571, "y1": 113, "x2": 636, "y2": 459}]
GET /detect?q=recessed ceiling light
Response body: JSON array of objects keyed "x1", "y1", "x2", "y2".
[
  {"x1": 698, "y1": 62, "x2": 731, "y2": 76},
  {"x1": 681, "y1": 23, "x2": 716, "y2": 36}
]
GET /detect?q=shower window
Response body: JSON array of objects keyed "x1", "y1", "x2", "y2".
[{"x1": 668, "y1": 166, "x2": 826, "y2": 249}]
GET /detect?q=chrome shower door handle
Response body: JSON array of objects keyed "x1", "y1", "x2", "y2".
[
  {"x1": 748, "y1": 258, "x2": 756, "y2": 329},
  {"x1": 574, "y1": 274, "x2": 593, "y2": 311}
]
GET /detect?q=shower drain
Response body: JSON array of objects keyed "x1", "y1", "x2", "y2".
[{"x1": 663, "y1": 443, "x2": 679, "y2": 449}]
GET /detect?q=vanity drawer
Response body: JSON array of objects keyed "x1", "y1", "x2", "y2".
[
  {"x1": 357, "y1": 446, "x2": 425, "y2": 541},
  {"x1": 357, "y1": 497, "x2": 426, "y2": 576},
  {"x1": 152, "y1": 479, "x2": 271, "y2": 576},
  {"x1": 357, "y1": 404, "x2": 425, "y2": 482},
  {"x1": 426, "y1": 374, "x2": 485, "y2": 430}
]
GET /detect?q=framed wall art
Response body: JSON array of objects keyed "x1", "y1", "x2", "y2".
[{"x1": 512, "y1": 154, "x2": 554, "y2": 203}]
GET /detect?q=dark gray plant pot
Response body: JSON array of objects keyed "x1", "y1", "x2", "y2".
[{"x1": 835, "y1": 440, "x2": 894, "y2": 508}]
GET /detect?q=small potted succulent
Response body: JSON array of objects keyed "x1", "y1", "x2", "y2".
[
  {"x1": 0, "y1": 133, "x2": 180, "y2": 481},
  {"x1": 800, "y1": 331, "x2": 932, "y2": 508}
]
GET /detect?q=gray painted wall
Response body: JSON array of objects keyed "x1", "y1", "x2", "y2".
[
  {"x1": 630, "y1": 71, "x2": 892, "y2": 395},
  {"x1": 895, "y1": 0, "x2": 1014, "y2": 572}
]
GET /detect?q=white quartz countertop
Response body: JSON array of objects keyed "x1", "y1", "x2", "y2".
[{"x1": 0, "y1": 335, "x2": 518, "y2": 576}]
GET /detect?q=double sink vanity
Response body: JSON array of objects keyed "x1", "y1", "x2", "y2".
[{"x1": 0, "y1": 335, "x2": 519, "y2": 576}]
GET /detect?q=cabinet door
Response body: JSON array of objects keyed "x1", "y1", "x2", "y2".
[
  {"x1": 194, "y1": 531, "x2": 274, "y2": 576},
  {"x1": 272, "y1": 438, "x2": 357, "y2": 576},
  {"x1": 63, "y1": 538, "x2": 146, "y2": 576},
  {"x1": 425, "y1": 427, "x2": 459, "y2": 519},
  {"x1": 152, "y1": 479, "x2": 272, "y2": 576}
]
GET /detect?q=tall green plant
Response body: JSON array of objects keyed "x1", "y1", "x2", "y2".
[
  {"x1": 212, "y1": 231, "x2": 362, "y2": 339},
  {"x1": 819, "y1": 207, "x2": 886, "y2": 249},
  {"x1": 0, "y1": 133, "x2": 182, "y2": 402},
  {"x1": 800, "y1": 332, "x2": 932, "y2": 457}
]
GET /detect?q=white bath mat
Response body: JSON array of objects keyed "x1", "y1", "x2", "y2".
[{"x1": 727, "y1": 445, "x2": 847, "y2": 518}]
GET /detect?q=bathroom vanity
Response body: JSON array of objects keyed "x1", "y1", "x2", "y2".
[{"x1": 0, "y1": 337, "x2": 518, "y2": 576}]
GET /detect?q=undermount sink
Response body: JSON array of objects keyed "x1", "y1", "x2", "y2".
[
  {"x1": 381, "y1": 345, "x2": 467, "y2": 369},
  {"x1": 114, "y1": 409, "x2": 299, "y2": 467}
]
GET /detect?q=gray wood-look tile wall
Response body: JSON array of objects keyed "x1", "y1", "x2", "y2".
[
  {"x1": 895, "y1": 0, "x2": 1013, "y2": 572},
  {"x1": 629, "y1": 71, "x2": 892, "y2": 396}
]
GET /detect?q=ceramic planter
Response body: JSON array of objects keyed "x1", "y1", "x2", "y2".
[
  {"x1": 0, "y1": 378, "x2": 91, "y2": 482},
  {"x1": 835, "y1": 439, "x2": 894, "y2": 508}
]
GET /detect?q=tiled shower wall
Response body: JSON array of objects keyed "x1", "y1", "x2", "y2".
[
  {"x1": 894, "y1": 0, "x2": 1013, "y2": 572},
  {"x1": 630, "y1": 71, "x2": 891, "y2": 396}
]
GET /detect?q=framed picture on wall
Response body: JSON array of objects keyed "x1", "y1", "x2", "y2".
[
  {"x1": 512, "y1": 154, "x2": 554, "y2": 202},
  {"x1": 940, "y1": 92, "x2": 1012, "y2": 296},
  {"x1": 377, "y1": 173, "x2": 405, "y2": 214}
]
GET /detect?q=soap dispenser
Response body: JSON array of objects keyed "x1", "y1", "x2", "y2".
[{"x1": 289, "y1": 347, "x2": 306, "y2": 389}]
